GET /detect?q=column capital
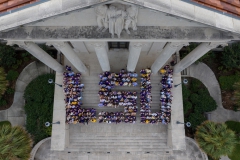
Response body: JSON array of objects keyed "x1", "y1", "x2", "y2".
[
  {"x1": 91, "y1": 42, "x2": 107, "y2": 48},
  {"x1": 169, "y1": 42, "x2": 189, "y2": 49},
  {"x1": 129, "y1": 42, "x2": 146, "y2": 48},
  {"x1": 7, "y1": 41, "x2": 33, "y2": 49},
  {"x1": 205, "y1": 42, "x2": 228, "y2": 49},
  {"x1": 46, "y1": 41, "x2": 67, "y2": 48}
]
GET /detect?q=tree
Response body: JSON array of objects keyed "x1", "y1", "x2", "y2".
[
  {"x1": 195, "y1": 121, "x2": 237, "y2": 160},
  {"x1": 0, "y1": 124, "x2": 33, "y2": 160},
  {"x1": 221, "y1": 42, "x2": 240, "y2": 69}
]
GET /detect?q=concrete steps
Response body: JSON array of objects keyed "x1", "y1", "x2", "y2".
[
  {"x1": 68, "y1": 122, "x2": 169, "y2": 153},
  {"x1": 69, "y1": 72, "x2": 169, "y2": 154}
]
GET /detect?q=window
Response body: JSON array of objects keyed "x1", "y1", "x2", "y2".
[{"x1": 108, "y1": 42, "x2": 129, "y2": 49}]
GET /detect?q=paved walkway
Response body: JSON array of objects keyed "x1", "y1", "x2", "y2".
[
  {"x1": 188, "y1": 62, "x2": 240, "y2": 123},
  {"x1": 0, "y1": 61, "x2": 50, "y2": 126}
]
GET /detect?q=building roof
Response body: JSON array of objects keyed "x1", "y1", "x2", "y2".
[
  {"x1": 0, "y1": 0, "x2": 240, "y2": 36},
  {"x1": 192, "y1": 0, "x2": 240, "y2": 17},
  {"x1": 0, "y1": 0, "x2": 39, "y2": 13}
]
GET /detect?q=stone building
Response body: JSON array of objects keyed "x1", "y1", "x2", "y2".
[{"x1": 0, "y1": 0, "x2": 239, "y2": 159}]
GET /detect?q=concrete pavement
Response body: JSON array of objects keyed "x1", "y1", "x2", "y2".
[
  {"x1": 0, "y1": 61, "x2": 50, "y2": 126},
  {"x1": 188, "y1": 62, "x2": 240, "y2": 123}
]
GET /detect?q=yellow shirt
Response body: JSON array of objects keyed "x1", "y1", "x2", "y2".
[
  {"x1": 91, "y1": 118, "x2": 97, "y2": 122},
  {"x1": 131, "y1": 78, "x2": 137, "y2": 82},
  {"x1": 160, "y1": 69, "x2": 166, "y2": 74}
]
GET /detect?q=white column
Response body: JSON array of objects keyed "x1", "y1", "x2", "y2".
[
  {"x1": 151, "y1": 42, "x2": 188, "y2": 74},
  {"x1": 7, "y1": 41, "x2": 63, "y2": 72},
  {"x1": 127, "y1": 42, "x2": 144, "y2": 72},
  {"x1": 92, "y1": 42, "x2": 110, "y2": 72},
  {"x1": 173, "y1": 42, "x2": 227, "y2": 73},
  {"x1": 49, "y1": 42, "x2": 88, "y2": 74}
]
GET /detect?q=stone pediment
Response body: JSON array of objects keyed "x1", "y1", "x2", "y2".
[
  {"x1": 0, "y1": 0, "x2": 240, "y2": 37},
  {"x1": 24, "y1": 2, "x2": 208, "y2": 39},
  {"x1": 27, "y1": 3, "x2": 207, "y2": 28}
]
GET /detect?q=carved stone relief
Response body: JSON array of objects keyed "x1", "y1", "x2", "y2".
[{"x1": 94, "y1": 4, "x2": 138, "y2": 38}]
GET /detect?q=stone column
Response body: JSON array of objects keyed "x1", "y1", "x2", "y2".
[
  {"x1": 127, "y1": 42, "x2": 144, "y2": 72},
  {"x1": 151, "y1": 42, "x2": 189, "y2": 74},
  {"x1": 173, "y1": 42, "x2": 227, "y2": 73},
  {"x1": 49, "y1": 42, "x2": 88, "y2": 74},
  {"x1": 92, "y1": 42, "x2": 110, "y2": 72},
  {"x1": 7, "y1": 41, "x2": 63, "y2": 72}
]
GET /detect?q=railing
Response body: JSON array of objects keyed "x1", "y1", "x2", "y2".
[
  {"x1": 186, "y1": 137, "x2": 208, "y2": 160},
  {"x1": 29, "y1": 137, "x2": 51, "y2": 160}
]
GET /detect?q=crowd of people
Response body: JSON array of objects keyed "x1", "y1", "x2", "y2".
[
  {"x1": 99, "y1": 69, "x2": 138, "y2": 88},
  {"x1": 64, "y1": 65, "x2": 96, "y2": 124},
  {"x1": 98, "y1": 90, "x2": 137, "y2": 107},
  {"x1": 159, "y1": 65, "x2": 173, "y2": 124},
  {"x1": 139, "y1": 68, "x2": 158, "y2": 124},
  {"x1": 98, "y1": 111, "x2": 137, "y2": 123},
  {"x1": 98, "y1": 69, "x2": 138, "y2": 123},
  {"x1": 63, "y1": 65, "x2": 172, "y2": 125}
]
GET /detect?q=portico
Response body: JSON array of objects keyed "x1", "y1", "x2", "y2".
[{"x1": 1, "y1": 0, "x2": 240, "y2": 159}]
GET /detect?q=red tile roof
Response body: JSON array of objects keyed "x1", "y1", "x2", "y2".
[
  {"x1": 192, "y1": 0, "x2": 240, "y2": 17},
  {"x1": 0, "y1": 0, "x2": 38, "y2": 13}
]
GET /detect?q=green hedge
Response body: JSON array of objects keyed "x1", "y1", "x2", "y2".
[
  {"x1": 225, "y1": 121, "x2": 240, "y2": 160},
  {"x1": 225, "y1": 121, "x2": 240, "y2": 134},
  {"x1": 182, "y1": 78, "x2": 217, "y2": 131},
  {"x1": 24, "y1": 74, "x2": 55, "y2": 144},
  {"x1": 221, "y1": 42, "x2": 240, "y2": 70},
  {"x1": 219, "y1": 75, "x2": 240, "y2": 91}
]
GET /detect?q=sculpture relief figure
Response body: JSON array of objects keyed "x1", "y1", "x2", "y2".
[
  {"x1": 95, "y1": 4, "x2": 139, "y2": 38},
  {"x1": 106, "y1": 5, "x2": 117, "y2": 38},
  {"x1": 94, "y1": 5, "x2": 108, "y2": 32},
  {"x1": 114, "y1": 7, "x2": 126, "y2": 38},
  {"x1": 125, "y1": 5, "x2": 138, "y2": 34}
]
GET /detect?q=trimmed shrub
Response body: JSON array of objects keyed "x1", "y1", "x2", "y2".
[
  {"x1": 0, "y1": 99, "x2": 7, "y2": 107},
  {"x1": 219, "y1": 75, "x2": 240, "y2": 91},
  {"x1": 0, "y1": 44, "x2": 17, "y2": 68},
  {"x1": 24, "y1": 74, "x2": 55, "y2": 144},
  {"x1": 190, "y1": 93, "x2": 199, "y2": 105},
  {"x1": 191, "y1": 79, "x2": 202, "y2": 93},
  {"x1": 182, "y1": 78, "x2": 217, "y2": 131},
  {"x1": 6, "y1": 70, "x2": 19, "y2": 81},
  {"x1": 187, "y1": 113, "x2": 206, "y2": 130},
  {"x1": 182, "y1": 84, "x2": 190, "y2": 101},
  {"x1": 6, "y1": 88, "x2": 14, "y2": 95},
  {"x1": 225, "y1": 121, "x2": 240, "y2": 134},
  {"x1": 183, "y1": 101, "x2": 192, "y2": 115},
  {"x1": 0, "y1": 67, "x2": 8, "y2": 96},
  {"x1": 221, "y1": 42, "x2": 240, "y2": 69}
]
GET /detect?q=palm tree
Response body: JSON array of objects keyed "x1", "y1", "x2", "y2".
[
  {"x1": 195, "y1": 121, "x2": 237, "y2": 160},
  {"x1": 0, "y1": 124, "x2": 33, "y2": 160}
]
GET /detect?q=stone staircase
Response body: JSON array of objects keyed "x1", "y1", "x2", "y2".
[
  {"x1": 66, "y1": 73, "x2": 170, "y2": 155},
  {"x1": 67, "y1": 123, "x2": 170, "y2": 155},
  {"x1": 80, "y1": 74, "x2": 161, "y2": 114}
]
